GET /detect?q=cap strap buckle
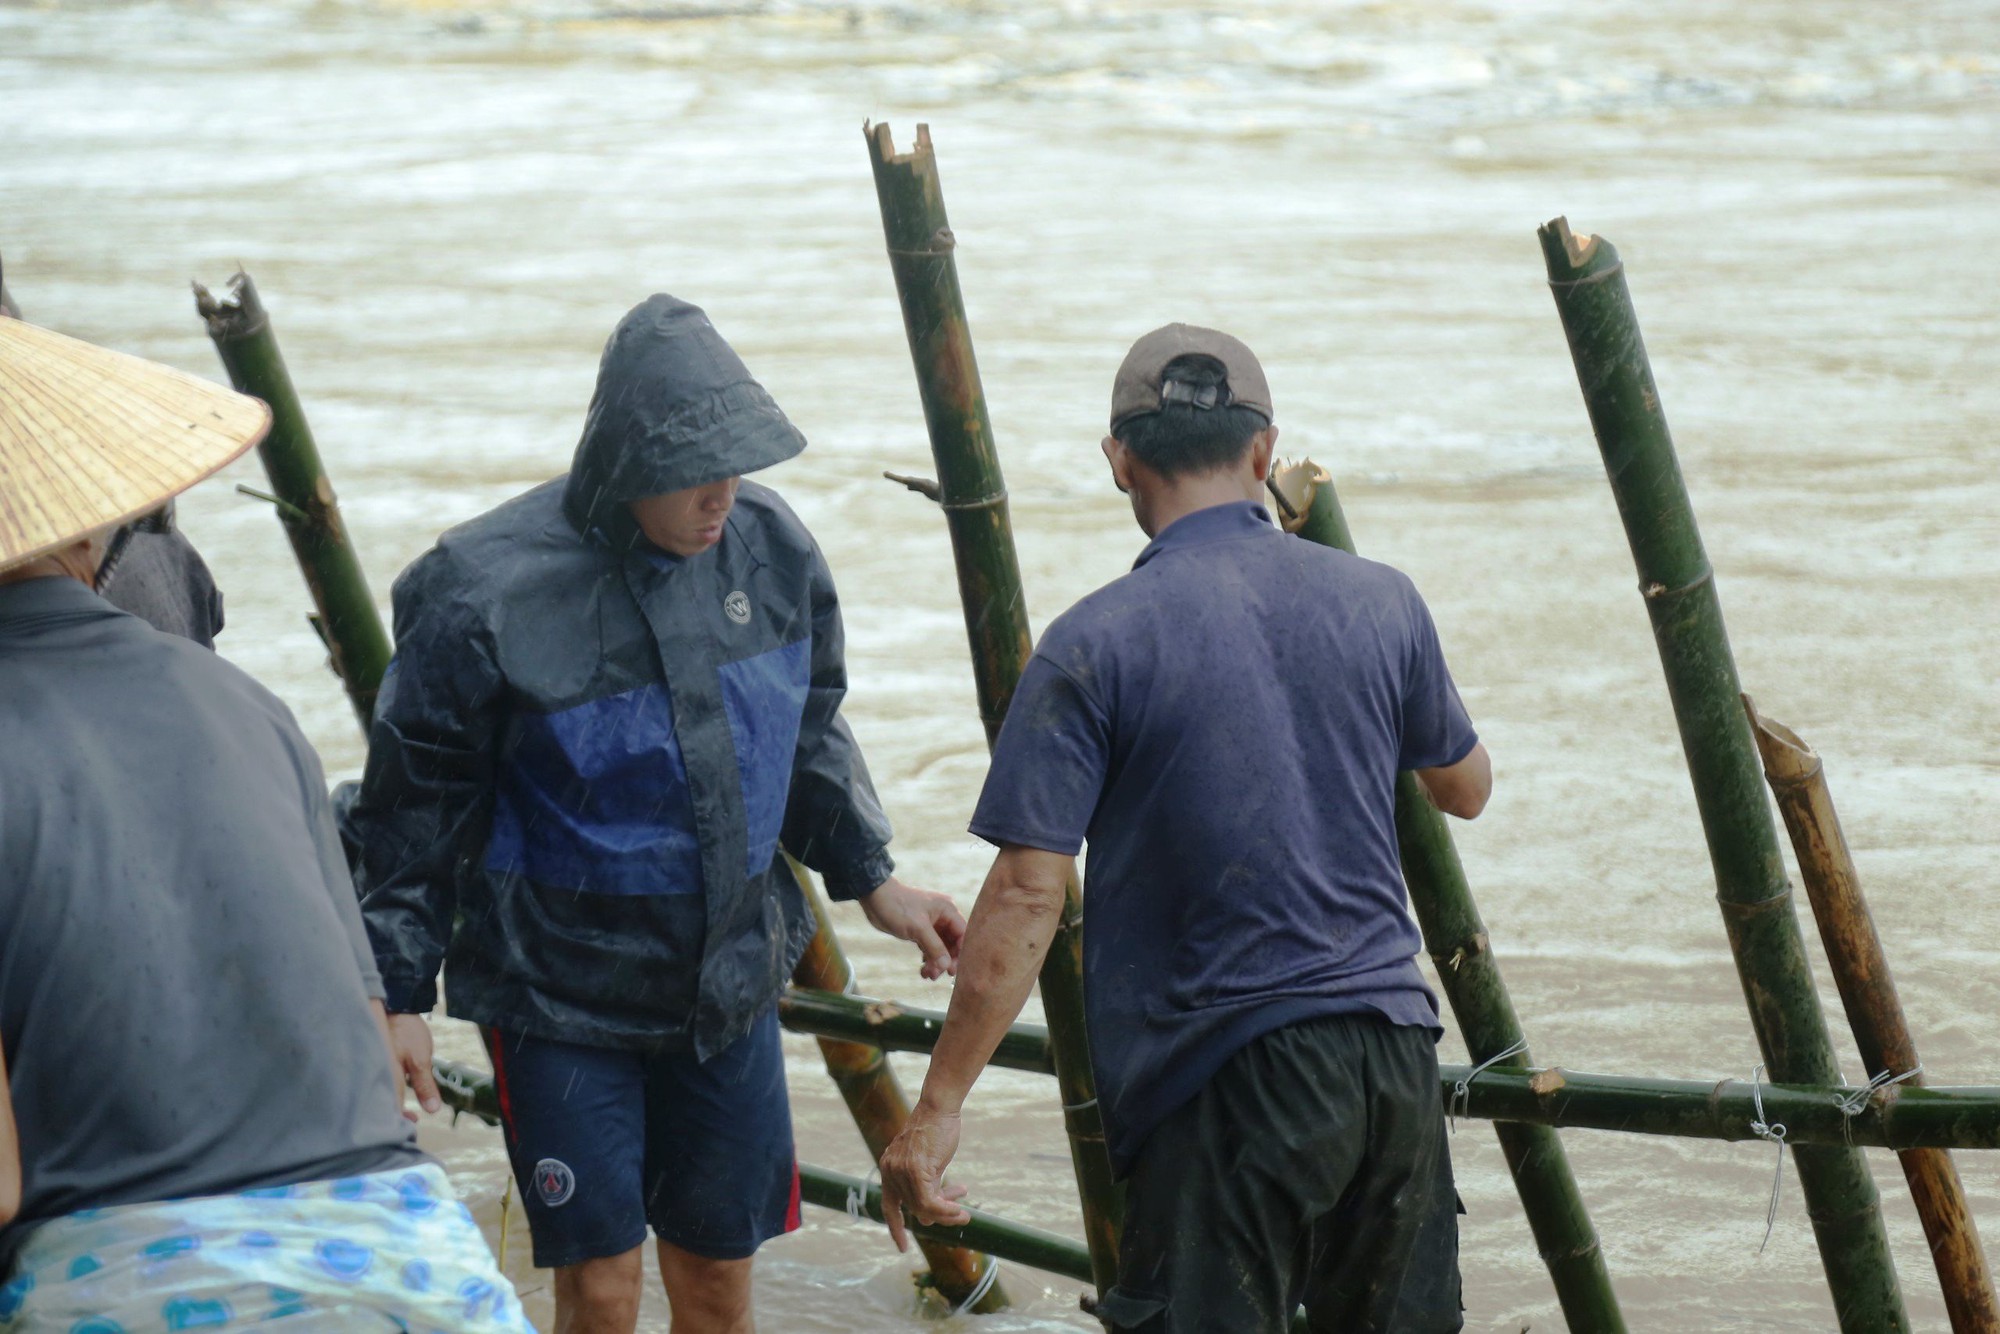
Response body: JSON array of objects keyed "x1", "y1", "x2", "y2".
[{"x1": 1159, "y1": 378, "x2": 1222, "y2": 410}]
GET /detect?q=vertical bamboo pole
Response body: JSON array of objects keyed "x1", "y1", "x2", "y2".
[
  {"x1": 864, "y1": 120, "x2": 1123, "y2": 1294},
  {"x1": 786, "y1": 858, "x2": 1008, "y2": 1313},
  {"x1": 1272, "y1": 463, "x2": 1627, "y2": 1332},
  {"x1": 193, "y1": 272, "x2": 390, "y2": 728},
  {"x1": 1538, "y1": 217, "x2": 1907, "y2": 1332},
  {"x1": 1745, "y1": 698, "x2": 1999, "y2": 1333}
]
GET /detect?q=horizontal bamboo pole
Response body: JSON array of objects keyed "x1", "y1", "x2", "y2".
[
  {"x1": 763, "y1": 992, "x2": 2000, "y2": 1151},
  {"x1": 778, "y1": 986, "x2": 1054, "y2": 1075},
  {"x1": 801, "y1": 1165, "x2": 1092, "y2": 1285}
]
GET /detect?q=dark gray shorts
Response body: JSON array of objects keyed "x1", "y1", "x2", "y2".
[{"x1": 1098, "y1": 1014, "x2": 1463, "y2": 1334}]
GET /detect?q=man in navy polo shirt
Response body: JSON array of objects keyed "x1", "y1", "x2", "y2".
[{"x1": 877, "y1": 324, "x2": 1491, "y2": 1332}]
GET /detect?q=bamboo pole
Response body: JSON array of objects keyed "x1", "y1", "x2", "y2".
[
  {"x1": 864, "y1": 119, "x2": 1122, "y2": 1294},
  {"x1": 779, "y1": 984, "x2": 1055, "y2": 1074},
  {"x1": 444, "y1": 1037, "x2": 2000, "y2": 1157},
  {"x1": 784, "y1": 858, "x2": 1008, "y2": 1313},
  {"x1": 1539, "y1": 217, "x2": 1907, "y2": 1332},
  {"x1": 1269, "y1": 462, "x2": 1626, "y2": 1332},
  {"x1": 1746, "y1": 698, "x2": 1999, "y2": 1332},
  {"x1": 803, "y1": 1166, "x2": 1093, "y2": 1286},
  {"x1": 193, "y1": 272, "x2": 391, "y2": 728}
]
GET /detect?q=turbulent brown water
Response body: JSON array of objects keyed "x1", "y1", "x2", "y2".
[{"x1": 6, "y1": 0, "x2": 1998, "y2": 1327}]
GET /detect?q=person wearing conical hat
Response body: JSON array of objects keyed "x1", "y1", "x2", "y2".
[
  {"x1": 0, "y1": 261, "x2": 227, "y2": 648},
  {"x1": 0, "y1": 319, "x2": 534, "y2": 1331}
]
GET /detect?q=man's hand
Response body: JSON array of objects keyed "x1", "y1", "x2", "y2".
[
  {"x1": 859, "y1": 876, "x2": 967, "y2": 981},
  {"x1": 877, "y1": 1099, "x2": 971, "y2": 1252},
  {"x1": 383, "y1": 1009, "x2": 443, "y2": 1120}
]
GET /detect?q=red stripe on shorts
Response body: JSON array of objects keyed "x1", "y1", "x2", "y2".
[
  {"x1": 785, "y1": 1159, "x2": 802, "y2": 1233},
  {"x1": 484, "y1": 1026, "x2": 519, "y2": 1145}
]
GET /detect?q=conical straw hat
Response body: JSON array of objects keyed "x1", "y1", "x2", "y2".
[{"x1": 0, "y1": 317, "x2": 269, "y2": 572}]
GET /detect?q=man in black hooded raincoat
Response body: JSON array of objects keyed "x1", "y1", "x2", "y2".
[{"x1": 346, "y1": 295, "x2": 965, "y2": 1334}]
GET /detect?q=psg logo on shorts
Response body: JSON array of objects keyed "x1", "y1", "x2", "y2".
[{"x1": 534, "y1": 1157, "x2": 576, "y2": 1208}]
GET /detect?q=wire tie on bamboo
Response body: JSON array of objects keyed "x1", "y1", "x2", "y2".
[
  {"x1": 1835, "y1": 1065, "x2": 1924, "y2": 1121},
  {"x1": 1748, "y1": 1064, "x2": 1789, "y2": 1254},
  {"x1": 846, "y1": 1164, "x2": 880, "y2": 1222},
  {"x1": 950, "y1": 1256, "x2": 1002, "y2": 1318},
  {"x1": 1450, "y1": 1038, "x2": 1530, "y2": 1131}
]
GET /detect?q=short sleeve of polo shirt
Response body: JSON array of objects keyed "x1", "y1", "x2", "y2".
[
  {"x1": 969, "y1": 653, "x2": 1111, "y2": 856},
  {"x1": 1398, "y1": 591, "x2": 1479, "y2": 772}
]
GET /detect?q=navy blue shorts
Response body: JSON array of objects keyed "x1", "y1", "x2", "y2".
[{"x1": 482, "y1": 1009, "x2": 800, "y2": 1269}]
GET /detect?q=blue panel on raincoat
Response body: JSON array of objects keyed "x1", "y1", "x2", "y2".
[
  {"x1": 718, "y1": 637, "x2": 812, "y2": 878},
  {"x1": 485, "y1": 683, "x2": 703, "y2": 897}
]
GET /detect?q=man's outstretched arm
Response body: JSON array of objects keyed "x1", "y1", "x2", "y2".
[{"x1": 876, "y1": 844, "x2": 1073, "y2": 1250}]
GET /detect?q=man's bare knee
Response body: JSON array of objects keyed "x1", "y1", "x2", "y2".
[
  {"x1": 658, "y1": 1240, "x2": 755, "y2": 1334},
  {"x1": 554, "y1": 1245, "x2": 646, "y2": 1334}
]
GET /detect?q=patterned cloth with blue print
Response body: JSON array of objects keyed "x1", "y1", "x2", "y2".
[{"x1": 0, "y1": 1164, "x2": 534, "y2": 1333}]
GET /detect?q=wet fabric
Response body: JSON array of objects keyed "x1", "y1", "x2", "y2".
[
  {"x1": 0, "y1": 1163, "x2": 536, "y2": 1333},
  {"x1": 95, "y1": 513, "x2": 226, "y2": 648},
  {"x1": 347, "y1": 295, "x2": 893, "y2": 1058},
  {"x1": 969, "y1": 500, "x2": 1477, "y2": 1174},
  {"x1": 482, "y1": 1008, "x2": 799, "y2": 1269},
  {"x1": 1097, "y1": 1015, "x2": 1460, "y2": 1334},
  {"x1": 0, "y1": 576, "x2": 424, "y2": 1270}
]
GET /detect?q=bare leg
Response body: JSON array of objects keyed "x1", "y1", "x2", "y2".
[
  {"x1": 658, "y1": 1239, "x2": 755, "y2": 1334},
  {"x1": 554, "y1": 1245, "x2": 646, "y2": 1334}
]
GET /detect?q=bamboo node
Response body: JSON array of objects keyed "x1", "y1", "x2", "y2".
[
  {"x1": 1639, "y1": 565, "x2": 1715, "y2": 602},
  {"x1": 940, "y1": 489, "x2": 1007, "y2": 513},
  {"x1": 862, "y1": 1000, "x2": 905, "y2": 1026}
]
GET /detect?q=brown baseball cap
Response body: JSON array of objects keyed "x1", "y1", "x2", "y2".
[{"x1": 1109, "y1": 323, "x2": 1273, "y2": 433}]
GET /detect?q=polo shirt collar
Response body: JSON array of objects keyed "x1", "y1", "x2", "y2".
[{"x1": 1133, "y1": 500, "x2": 1277, "y2": 570}]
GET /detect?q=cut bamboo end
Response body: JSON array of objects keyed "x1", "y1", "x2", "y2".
[
  {"x1": 863, "y1": 119, "x2": 934, "y2": 169},
  {"x1": 1742, "y1": 693, "x2": 1823, "y2": 786},
  {"x1": 1268, "y1": 458, "x2": 1327, "y2": 535},
  {"x1": 191, "y1": 271, "x2": 268, "y2": 342},
  {"x1": 1537, "y1": 216, "x2": 1619, "y2": 285}
]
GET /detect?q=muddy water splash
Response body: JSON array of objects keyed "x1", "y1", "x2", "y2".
[{"x1": 4, "y1": 1, "x2": 1996, "y2": 1327}]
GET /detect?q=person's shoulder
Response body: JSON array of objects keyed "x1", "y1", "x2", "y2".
[
  {"x1": 1030, "y1": 574, "x2": 1147, "y2": 683},
  {"x1": 730, "y1": 479, "x2": 815, "y2": 557},
  {"x1": 1284, "y1": 536, "x2": 1422, "y2": 600},
  {"x1": 148, "y1": 623, "x2": 314, "y2": 744},
  {"x1": 398, "y1": 479, "x2": 577, "y2": 609}
]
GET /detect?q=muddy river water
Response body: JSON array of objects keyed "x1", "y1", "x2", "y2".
[{"x1": 5, "y1": 0, "x2": 1998, "y2": 1327}]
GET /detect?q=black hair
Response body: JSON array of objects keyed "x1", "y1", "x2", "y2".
[{"x1": 1113, "y1": 354, "x2": 1268, "y2": 479}]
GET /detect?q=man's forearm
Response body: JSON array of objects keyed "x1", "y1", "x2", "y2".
[{"x1": 918, "y1": 856, "x2": 1069, "y2": 1114}]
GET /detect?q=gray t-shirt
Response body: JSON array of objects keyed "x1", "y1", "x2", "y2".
[{"x1": 0, "y1": 576, "x2": 422, "y2": 1265}]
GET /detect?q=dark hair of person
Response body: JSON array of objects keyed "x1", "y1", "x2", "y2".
[{"x1": 1113, "y1": 354, "x2": 1268, "y2": 479}]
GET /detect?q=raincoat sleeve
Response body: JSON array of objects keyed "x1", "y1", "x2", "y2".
[
  {"x1": 781, "y1": 540, "x2": 895, "y2": 901},
  {"x1": 347, "y1": 561, "x2": 505, "y2": 1013}
]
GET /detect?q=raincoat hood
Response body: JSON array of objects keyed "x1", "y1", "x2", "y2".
[{"x1": 563, "y1": 295, "x2": 807, "y2": 548}]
